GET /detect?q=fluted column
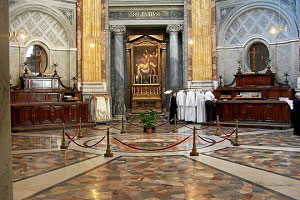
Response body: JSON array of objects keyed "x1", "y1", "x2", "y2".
[
  {"x1": 110, "y1": 25, "x2": 126, "y2": 115},
  {"x1": 167, "y1": 24, "x2": 182, "y2": 89}
]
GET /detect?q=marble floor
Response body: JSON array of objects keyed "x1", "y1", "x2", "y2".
[{"x1": 11, "y1": 120, "x2": 300, "y2": 200}]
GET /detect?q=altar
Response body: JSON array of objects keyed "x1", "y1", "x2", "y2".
[
  {"x1": 215, "y1": 71, "x2": 292, "y2": 124},
  {"x1": 126, "y1": 35, "x2": 166, "y2": 113}
]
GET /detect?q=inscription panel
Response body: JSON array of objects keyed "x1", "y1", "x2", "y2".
[{"x1": 109, "y1": 10, "x2": 183, "y2": 20}]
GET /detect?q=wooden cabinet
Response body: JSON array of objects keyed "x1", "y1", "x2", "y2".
[{"x1": 11, "y1": 102, "x2": 88, "y2": 128}]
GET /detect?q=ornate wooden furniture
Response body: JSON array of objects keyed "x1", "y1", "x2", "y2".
[
  {"x1": 215, "y1": 72, "x2": 292, "y2": 124},
  {"x1": 11, "y1": 76, "x2": 88, "y2": 131}
]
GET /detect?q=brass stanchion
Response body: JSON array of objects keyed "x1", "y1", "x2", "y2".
[
  {"x1": 60, "y1": 123, "x2": 68, "y2": 149},
  {"x1": 215, "y1": 115, "x2": 221, "y2": 136},
  {"x1": 233, "y1": 120, "x2": 240, "y2": 146},
  {"x1": 77, "y1": 117, "x2": 84, "y2": 138},
  {"x1": 190, "y1": 126, "x2": 199, "y2": 156},
  {"x1": 104, "y1": 127, "x2": 113, "y2": 157},
  {"x1": 172, "y1": 114, "x2": 178, "y2": 133},
  {"x1": 120, "y1": 114, "x2": 126, "y2": 134}
]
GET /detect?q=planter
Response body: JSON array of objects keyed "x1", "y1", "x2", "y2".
[
  {"x1": 144, "y1": 126, "x2": 156, "y2": 133},
  {"x1": 146, "y1": 128, "x2": 152, "y2": 134}
]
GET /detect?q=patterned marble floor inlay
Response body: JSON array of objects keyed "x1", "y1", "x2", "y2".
[
  {"x1": 12, "y1": 150, "x2": 98, "y2": 182},
  {"x1": 205, "y1": 147, "x2": 300, "y2": 180},
  {"x1": 27, "y1": 156, "x2": 291, "y2": 200},
  {"x1": 12, "y1": 135, "x2": 60, "y2": 151},
  {"x1": 239, "y1": 132, "x2": 300, "y2": 147}
]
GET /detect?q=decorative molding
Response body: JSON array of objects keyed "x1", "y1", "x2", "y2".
[
  {"x1": 110, "y1": 25, "x2": 126, "y2": 34},
  {"x1": 220, "y1": 6, "x2": 235, "y2": 23},
  {"x1": 58, "y1": 8, "x2": 74, "y2": 25},
  {"x1": 224, "y1": 8, "x2": 291, "y2": 45},
  {"x1": 166, "y1": 24, "x2": 183, "y2": 34},
  {"x1": 109, "y1": 10, "x2": 184, "y2": 20}
]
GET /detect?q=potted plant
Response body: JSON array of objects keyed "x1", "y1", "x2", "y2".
[{"x1": 139, "y1": 110, "x2": 159, "y2": 134}]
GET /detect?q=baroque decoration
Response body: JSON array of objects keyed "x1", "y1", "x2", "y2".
[
  {"x1": 10, "y1": 10, "x2": 71, "y2": 47},
  {"x1": 223, "y1": 8, "x2": 292, "y2": 45}
]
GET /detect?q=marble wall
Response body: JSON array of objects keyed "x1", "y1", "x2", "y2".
[
  {"x1": 9, "y1": 0, "x2": 77, "y2": 87},
  {"x1": 217, "y1": 0, "x2": 299, "y2": 87},
  {"x1": 0, "y1": 0, "x2": 13, "y2": 199}
]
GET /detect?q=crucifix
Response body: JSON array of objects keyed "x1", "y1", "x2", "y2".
[{"x1": 250, "y1": 47, "x2": 259, "y2": 72}]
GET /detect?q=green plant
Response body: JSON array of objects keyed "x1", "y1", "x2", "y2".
[{"x1": 139, "y1": 110, "x2": 159, "y2": 129}]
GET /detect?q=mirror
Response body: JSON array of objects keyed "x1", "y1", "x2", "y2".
[{"x1": 25, "y1": 45, "x2": 48, "y2": 76}]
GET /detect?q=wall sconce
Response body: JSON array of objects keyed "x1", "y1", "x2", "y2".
[
  {"x1": 89, "y1": 42, "x2": 96, "y2": 48},
  {"x1": 189, "y1": 39, "x2": 194, "y2": 45}
]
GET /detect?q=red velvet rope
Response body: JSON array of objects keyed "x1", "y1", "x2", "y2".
[
  {"x1": 218, "y1": 124, "x2": 231, "y2": 136},
  {"x1": 113, "y1": 135, "x2": 191, "y2": 151},
  {"x1": 197, "y1": 128, "x2": 236, "y2": 144},
  {"x1": 65, "y1": 124, "x2": 80, "y2": 140},
  {"x1": 178, "y1": 121, "x2": 216, "y2": 130},
  {"x1": 153, "y1": 121, "x2": 170, "y2": 127},
  {"x1": 126, "y1": 121, "x2": 144, "y2": 128},
  {"x1": 82, "y1": 123, "x2": 108, "y2": 131},
  {"x1": 64, "y1": 131, "x2": 106, "y2": 148}
]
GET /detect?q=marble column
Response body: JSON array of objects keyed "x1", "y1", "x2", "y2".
[
  {"x1": 0, "y1": 0, "x2": 13, "y2": 199},
  {"x1": 110, "y1": 25, "x2": 126, "y2": 115},
  {"x1": 167, "y1": 24, "x2": 182, "y2": 89}
]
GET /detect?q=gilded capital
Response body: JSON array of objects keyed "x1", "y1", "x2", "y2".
[
  {"x1": 110, "y1": 25, "x2": 126, "y2": 34},
  {"x1": 166, "y1": 24, "x2": 183, "y2": 34}
]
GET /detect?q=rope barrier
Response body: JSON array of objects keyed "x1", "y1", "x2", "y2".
[
  {"x1": 126, "y1": 121, "x2": 144, "y2": 128},
  {"x1": 178, "y1": 120, "x2": 216, "y2": 131},
  {"x1": 65, "y1": 131, "x2": 106, "y2": 148},
  {"x1": 218, "y1": 124, "x2": 231, "y2": 136},
  {"x1": 153, "y1": 121, "x2": 169, "y2": 127},
  {"x1": 197, "y1": 128, "x2": 236, "y2": 144},
  {"x1": 82, "y1": 123, "x2": 108, "y2": 131},
  {"x1": 113, "y1": 135, "x2": 191, "y2": 151},
  {"x1": 65, "y1": 127, "x2": 79, "y2": 140}
]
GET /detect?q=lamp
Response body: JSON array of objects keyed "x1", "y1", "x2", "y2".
[{"x1": 269, "y1": 0, "x2": 288, "y2": 35}]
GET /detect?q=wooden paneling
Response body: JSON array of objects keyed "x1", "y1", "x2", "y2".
[{"x1": 216, "y1": 100, "x2": 290, "y2": 123}]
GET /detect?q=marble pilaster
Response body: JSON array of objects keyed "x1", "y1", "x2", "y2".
[
  {"x1": 167, "y1": 24, "x2": 182, "y2": 89},
  {"x1": 110, "y1": 25, "x2": 126, "y2": 115},
  {"x1": 0, "y1": 0, "x2": 13, "y2": 199}
]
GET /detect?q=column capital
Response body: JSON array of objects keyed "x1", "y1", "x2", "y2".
[
  {"x1": 110, "y1": 25, "x2": 126, "y2": 35},
  {"x1": 166, "y1": 24, "x2": 183, "y2": 34}
]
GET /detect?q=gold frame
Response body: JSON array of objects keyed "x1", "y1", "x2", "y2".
[{"x1": 126, "y1": 35, "x2": 166, "y2": 113}]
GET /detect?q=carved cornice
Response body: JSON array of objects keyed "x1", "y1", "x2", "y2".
[
  {"x1": 166, "y1": 24, "x2": 183, "y2": 34},
  {"x1": 110, "y1": 25, "x2": 126, "y2": 34}
]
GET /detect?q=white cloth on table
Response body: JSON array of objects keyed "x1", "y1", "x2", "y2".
[
  {"x1": 284, "y1": 99, "x2": 294, "y2": 110},
  {"x1": 176, "y1": 90, "x2": 186, "y2": 120},
  {"x1": 185, "y1": 90, "x2": 196, "y2": 122},
  {"x1": 196, "y1": 91, "x2": 206, "y2": 123}
]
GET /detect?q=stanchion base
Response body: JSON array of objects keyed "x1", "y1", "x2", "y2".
[
  {"x1": 233, "y1": 142, "x2": 240, "y2": 146},
  {"x1": 120, "y1": 129, "x2": 126, "y2": 134},
  {"x1": 190, "y1": 151, "x2": 199, "y2": 156},
  {"x1": 215, "y1": 132, "x2": 221, "y2": 136},
  {"x1": 172, "y1": 130, "x2": 178, "y2": 133},
  {"x1": 77, "y1": 135, "x2": 84, "y2": 138},
  {"x1": 104, "y1": 151, "x2": 113, "y2": 157},
  {"x1": 60, "y1": 144, "x2": 68, "y2": 149}
]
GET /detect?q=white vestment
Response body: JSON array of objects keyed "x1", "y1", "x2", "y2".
[
  {"x1": 185, "y1": 90, "x2": 196, "y2": 122},
  {"x1": 196, "y1": 91, "x2": 206, "y2": 123},
  {"x1": 176, "y1": 90, "x2": 186, "y2": 120}
]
